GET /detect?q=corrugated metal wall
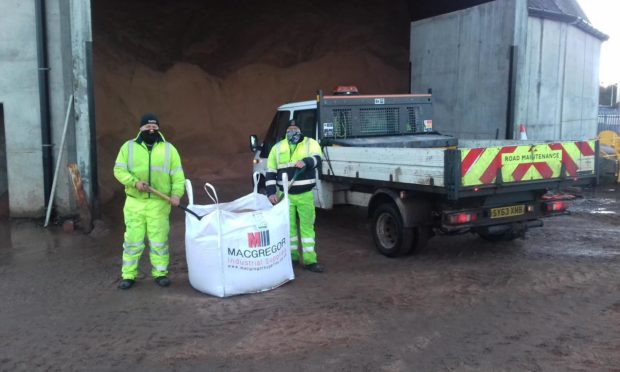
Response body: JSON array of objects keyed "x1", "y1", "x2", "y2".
[{"x1": 516, "y1": 17, "x2": 601, "y2": 140}]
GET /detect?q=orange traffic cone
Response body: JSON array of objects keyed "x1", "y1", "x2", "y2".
[{"x1": 519, "y1": 123, "x2": 528, "y2": 140}]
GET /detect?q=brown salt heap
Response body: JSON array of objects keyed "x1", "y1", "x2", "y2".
[{"x1": 93, "y1": 0, "x2": 411, "y2": 203}]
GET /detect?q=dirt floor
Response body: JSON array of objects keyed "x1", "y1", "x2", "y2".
[{"x1": 1, "y1": 181, "x2": 620, "y2": 371}]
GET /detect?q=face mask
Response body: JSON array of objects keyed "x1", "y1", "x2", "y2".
[
  {"x1": 141, "y1": 130, "x2": 160, "y2": 145},
  {"x1": 286, "y1": 131, "x2": 302, "y2": 145}
]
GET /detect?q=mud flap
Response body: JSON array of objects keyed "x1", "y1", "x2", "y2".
[{"x1": 414, "y1": 225, "x2": 432, "y2": 251}]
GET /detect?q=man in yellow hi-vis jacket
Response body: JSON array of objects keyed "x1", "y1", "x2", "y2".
[
  {"x1": 113, "y1": 113, "x2": 185, "y2": 289},
  {"x1": 266, "y1": 121, "x2": 324, "y2": 273}
]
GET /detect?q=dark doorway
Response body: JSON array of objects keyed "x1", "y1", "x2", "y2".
[{"x1": 0, "y1": 104, "x2": 8, "y2": 219}]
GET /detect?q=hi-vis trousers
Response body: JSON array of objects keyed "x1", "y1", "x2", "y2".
[
  {"x1": 121, "y1": 196, "x2": 172, "y2": 280},
  {"x1": 288, "y1": 191, "x2": 317, "y2": 265}
]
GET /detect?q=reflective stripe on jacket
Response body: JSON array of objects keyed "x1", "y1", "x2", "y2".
[
  {"x1": 113, "y1": 132, "x2": 185, "y2": 199},
  {"x1": 265, "y1": 136, "x2": 323, "y2": 195}
]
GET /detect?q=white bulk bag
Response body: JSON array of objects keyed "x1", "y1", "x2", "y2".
[{"x1": 184, "y1": 173, "x2": 294, "y2": 297}]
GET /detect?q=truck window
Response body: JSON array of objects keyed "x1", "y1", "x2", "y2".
[
  {"x1": 260, "y1": 110, "x2": 291, "y2": 158},
  {"x1": 293, "y1": 109, "x2": 317, "y2": 139}
]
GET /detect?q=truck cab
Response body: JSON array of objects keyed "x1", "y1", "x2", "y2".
[
  {"x1": 250, "y1": 100, "x2": 318, "y2": 191},
  {"x1": 250, "y1": 85, "x2": 427, "y2": 190}
]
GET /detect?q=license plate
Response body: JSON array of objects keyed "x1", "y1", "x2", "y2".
[{"x1": 490, "y1": 205, "x2": 525, "y2": 219}]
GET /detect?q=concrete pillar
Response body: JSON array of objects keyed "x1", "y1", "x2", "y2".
[
  {"x1": 48, "y1": 0, "x2": 78, "y2": 215},
  {"x1": 70, "y1": 0, "x2": 95, "y2": 206},
  {"x1": 0, "y1": 105, "x2": 6, "y2": 197},
  {"x1": 510, "y1": 0, "x2": 528, "y2": 140}
]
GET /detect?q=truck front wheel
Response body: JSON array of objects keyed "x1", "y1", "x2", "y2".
[{"x1": 371, "y1": 203, "x2": 414, "y2": 257}]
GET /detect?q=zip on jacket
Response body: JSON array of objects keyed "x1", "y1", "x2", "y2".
[{"x1": 113, "y1": 131, "x2": 186, "y2": 200}]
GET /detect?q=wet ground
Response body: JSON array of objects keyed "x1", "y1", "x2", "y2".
[{"x1": 1, "y1": 180, "x2": 620, "y2": 371}]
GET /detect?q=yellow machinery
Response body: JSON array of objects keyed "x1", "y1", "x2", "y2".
[{"x1": 599, "y1": 130, "x2": 620, "y2": 183}]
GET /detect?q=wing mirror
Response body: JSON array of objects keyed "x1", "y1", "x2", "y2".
[{"x1": 249, "y1": 135, "x2": 259, "y2": 152}]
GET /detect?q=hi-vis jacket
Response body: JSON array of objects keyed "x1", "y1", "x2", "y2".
[
  {"x1": 113, "y1": 132, "x2": 185, "y2": 199},
  {"x1": 266, "y1": 136, "x2": 323, "y2": 195}
]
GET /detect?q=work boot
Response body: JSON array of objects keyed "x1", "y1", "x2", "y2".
[
  {"x1": 118, "y1": 279, "x2": 135, "y2": 290},
  {"x1": 154, "y1": 276, "x2": 171, "y2": 287},
  {"x1": 304, "y1": 263, "x2": 324, "y2": 273}
]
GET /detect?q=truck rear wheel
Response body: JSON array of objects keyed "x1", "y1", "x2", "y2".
[{"x1": 371, "y1": 203, "x2": 414, "y2": 257}]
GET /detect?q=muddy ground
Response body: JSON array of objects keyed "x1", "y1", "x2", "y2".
[{"x1": 1, "y1": 180, "x2": 620, "y2": 371}]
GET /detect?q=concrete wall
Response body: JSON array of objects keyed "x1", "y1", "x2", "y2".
[
  {"x1": 0, "y1": 0, "x2": 93, "y2": 218},
  {"x1": 0, "y1": 105, "x2": 7, "y2": 197},
  {"x1": 410, "y1": 0, "x2": 519, "y2": 139},
  {"x1": 410, "y1": 0, "x2": 601, "y2": 141},
  {"x1": 0, "y1": 1, "x2": 46, "y2": 217},
  {"x1": 515, "y1": 17, "x2": 601, "y2": 140}
]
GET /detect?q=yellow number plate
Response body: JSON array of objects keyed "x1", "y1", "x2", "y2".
[{"x1": 490, "y1": 205, "x2": 525, "y2": 219}]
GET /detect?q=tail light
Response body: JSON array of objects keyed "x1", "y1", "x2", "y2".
[
  {"x1": 543, "y1": 201, "x2": 569, "y2": 212},
  {"x1": 446, "y1": 212, "x2": 477, "y2": 225}
]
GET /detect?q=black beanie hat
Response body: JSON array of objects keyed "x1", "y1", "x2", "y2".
[{"x1": 140, "y1": 113, "x2": 159, "y2": 127}]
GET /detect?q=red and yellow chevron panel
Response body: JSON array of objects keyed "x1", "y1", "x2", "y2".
[{"x1": 460, "y1": 140, "x2": 596, "y2": 187}]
